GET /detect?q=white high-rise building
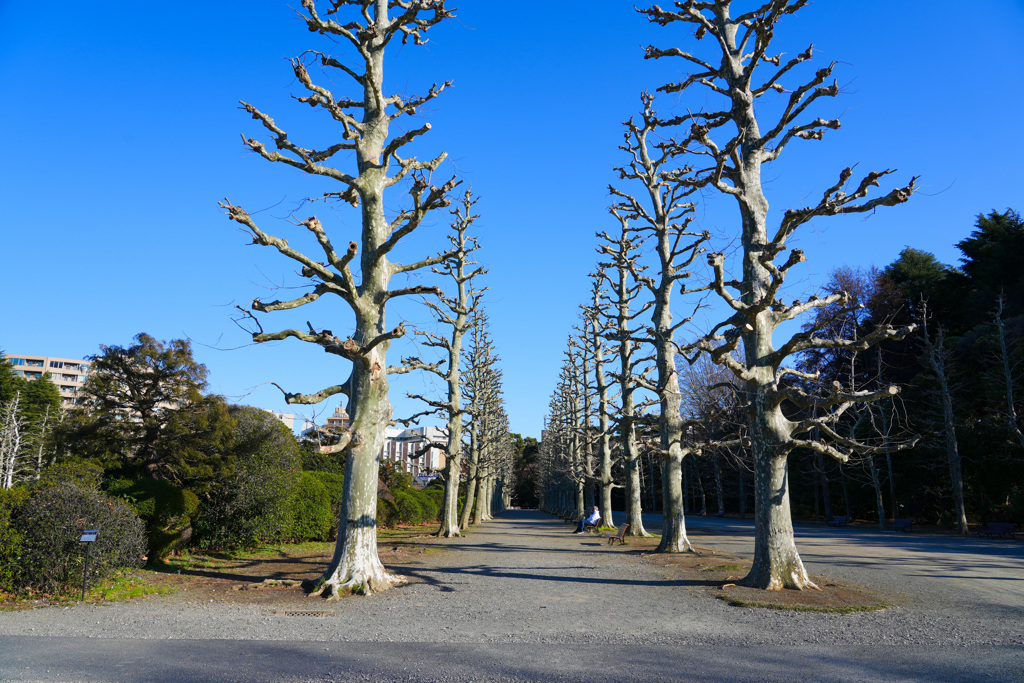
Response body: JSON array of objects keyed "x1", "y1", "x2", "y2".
[{"x1": 306, "y1": 405, "x2": 447, "y2": 481}]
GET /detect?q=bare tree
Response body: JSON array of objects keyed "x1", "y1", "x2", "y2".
[
  {"x1": 610, "y1": 93, "x2": 713, "y2": 552},
  {"x1": 991, "y1": 295, "x2": 1024, "y2": 451},
  {"x1": 407, "y1": 190, "x2": 486, "y2": 538},
  {"x1": 597, "y1": 218, "x2": 654, "y2": 537},
  {"x1": 459, "y1": 309, "x2": 502, "y2": 529},
  {"x1": 0, "y1": 393, "x2": 24, "y2": 490},
  {"x1": 920, "y1": 310, "x2": 970, "y2": 535},
  {"x1": 583, "y1": 274, "x2": 619, "y2": 528},
  {"x1": 221, "y1": 1, "x2": 456, "y2": 597},
  {"x1": 642, "y1": 1, "x2": 916, "y2": 588}
]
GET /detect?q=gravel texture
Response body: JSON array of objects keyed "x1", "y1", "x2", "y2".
[{"x1": 1, "y1": 510, "x2": 1022, "y2": 682}]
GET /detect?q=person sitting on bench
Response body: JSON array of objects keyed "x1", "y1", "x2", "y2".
[{"x1": 574, "y1": 506, "x2": 600, "y2": 534}]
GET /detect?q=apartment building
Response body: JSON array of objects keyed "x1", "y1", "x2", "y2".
[{"x1": 6, "y1": 354, "x2": 92, "y2": 408}]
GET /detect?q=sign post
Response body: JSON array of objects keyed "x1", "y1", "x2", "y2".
[{"x1": 79, "y1": 530, "x2": 98, "y2": 601}]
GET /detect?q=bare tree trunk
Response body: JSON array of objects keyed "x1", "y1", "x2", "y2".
[
  {"x1": 816, "y1": 453, "x2": 833, "y2": 521},
  {"x1": 587, "y1": 276, "x2": 617, "y2": 529},
  {"x1": 1, "y1": 393, "x2": 23, "y2": 490},
  {"x1": 224, "y1": 1, "x2": 456, "y2": 598},
  {"x1": 738, "y1": 465, "x2": 746, "y2": 519},
  {"x1": 460, "y1": 430, "x2": 479, "y2": 530},
  {"x1": 868, "y1": 455, "x2": 886, "y2": 529},
  {"x1": 747, "y1": 449, "x2": 817, "y2": 590},
  {"x1": 923, "y1": 324, "x2": 970, "y2": 535},
  {"x1": 713, "y1": 453, "x2": 725, "y2": 516}
]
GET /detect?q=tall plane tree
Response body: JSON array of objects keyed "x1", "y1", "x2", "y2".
[
  {"x1": 221, "y1": 0, "x2": 456, "y2": 597},
  {"x1": 642, "y1": 1, "x2": 916, "y2": 588},
  {"x1": 597, "y1": 219, "x2": 653, "y2": 537},
  {"x1": 409, "y1": 190, "x2": 486, "y2": 538},
  {"x1": 583, "y1": 274, "x2": 618, "y2": 527},
  {"x1": 610, "y1": 93, "x2": 712, "y2": 552},
  {"x1": 459, "y1": 309, "x2": 502, "y2": 529}
]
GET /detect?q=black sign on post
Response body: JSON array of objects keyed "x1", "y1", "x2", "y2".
[{"x1": 79, "y1": 530, "x2": 98, "y2": 601}]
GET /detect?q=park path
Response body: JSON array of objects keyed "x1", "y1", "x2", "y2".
[
  {"x1": 1, "y1": 510, "x2": 1023, "y2": 682},
  {"x1": 650, "y1": 511, "x2": 1024, "y2": 612}
]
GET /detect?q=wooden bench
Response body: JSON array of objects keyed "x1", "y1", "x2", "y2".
[
  {"x1": 890, "y1": 518, "x2": 913, "y2": 532},
  {"x1": 826, "y1": 516, "x2": 848, "y2": 527},
  {"x1": 606, "y1": 523, "x2": 630, "y2": 545},
  {"x1": 976, "y1": 522, "x2": 1017, "y2": 540},
  {"x1": 583, "y1": 517, "x2": 602, "y2": 534}
]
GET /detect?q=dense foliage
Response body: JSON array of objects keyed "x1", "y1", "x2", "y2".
[
  {"x1": 9, "y1": 484, "x2": 146, "y2": 594},
  {"x1": 193, "y1": 405, "x2": 301, "y2": 550}
]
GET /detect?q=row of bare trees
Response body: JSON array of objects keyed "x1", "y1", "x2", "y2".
[
  {"x1": 221, "y1": 0, "x2": 958, "y2": 596},
  {"x1": 539, "y1": 0, "x2": 919, "y2": 590}
]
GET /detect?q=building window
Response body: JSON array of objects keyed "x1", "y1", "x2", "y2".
[
  {"x1": 27, "y1": 360, "x2": 43, "y2": 367},
  {"x1": 9, "y1": 358, "x2": 24, "y2": 366},
  {"x1": 49, "y1": 361, "x2": 64, "y2": 369}
]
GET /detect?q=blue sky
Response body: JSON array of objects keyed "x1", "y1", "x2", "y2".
[{"x1": 2, "y1": 1, "x2": 1022, "y2": 438}]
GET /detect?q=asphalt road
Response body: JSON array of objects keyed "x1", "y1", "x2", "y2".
[{"x1": 1, "y1": 510, "x2": 1021, "y2": 682}]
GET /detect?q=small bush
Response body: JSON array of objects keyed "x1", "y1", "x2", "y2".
[
  {"x1": 12, "y1": 484, "x2": 146, "y2": 595},
  {"x1": 0, "y1": 488, "x2": 29, "y2": 592},
  {"x1": 290, "y1": 472, "x2": 333, "y2": 541}
]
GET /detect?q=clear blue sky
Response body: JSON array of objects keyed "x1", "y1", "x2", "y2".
[{"x1": 2, "y1": 2, "x2": 1022, "y2": 439}]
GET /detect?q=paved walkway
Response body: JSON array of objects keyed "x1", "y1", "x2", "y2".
[{"x1": 1, "y1": 510, "x2": 1022, "y2": 682}]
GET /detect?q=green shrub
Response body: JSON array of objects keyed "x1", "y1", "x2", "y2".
[
  {"x1": 106, "y1": 477, "x2": 199, "y2": 560},
  {"x1": 192, "y1": 405, "x2": 302, "y2": 551},
  {"x1": 290, "y1": 472, "x2": 333, "y2": 541},
  {"x1": 414, "y1": 488, "x2": 441, "y2": 522},
  {"x1": 0, "y1": 488, "x2": 28, "y2": 592},
  {"x1": 12, "y1": 484, "x2": 146, "y2": 595},
  {"x1": 376, "y1": 497, "x2": 399, "y2": 529},
  {"x1": 35, "y1": 461, "x2": 105, "y2": 491},
  {"x1": 308, "y1": 471, "x2": 345, "y2": 522},
  {"x1": 392, "y1": 489, "x2": 425, "y2": 525}
]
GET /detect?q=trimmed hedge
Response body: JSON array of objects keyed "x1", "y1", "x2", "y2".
[
  {"x1": 290, "y1": 472, "x2": 333, "y2": 541},
  {"x1": 308, "y1": 471, "x2": 345, "y2": 521},
  {"x1": 376, "y1": 497, "x2": 399, "y2": 529}
]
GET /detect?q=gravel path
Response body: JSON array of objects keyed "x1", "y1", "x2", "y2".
[{"x1": 2, "y1": 510, "x2": 1022, "y2": 681}]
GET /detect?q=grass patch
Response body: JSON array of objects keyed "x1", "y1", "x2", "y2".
[
  {"x1": 715, "y1": 579, "x2": 890, "y2": 613},
  {"x1": 89, "y1": 571, "x2": 176, "y2": 602},
  {"x1": 718, "y1": 594, "x2": 888, "y2": 614}
]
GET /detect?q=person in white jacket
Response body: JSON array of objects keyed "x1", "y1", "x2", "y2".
[{"x1": 573, "y1": 506, "x2": 600, "y2": 534}]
